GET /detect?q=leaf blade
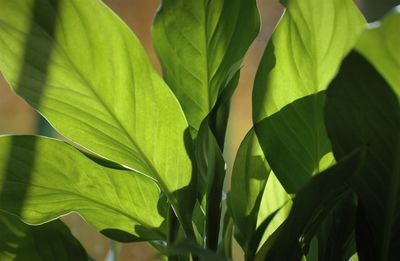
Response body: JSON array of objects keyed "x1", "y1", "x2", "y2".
[
  {"x1": 0, "y1": 135, "x2": 166, "y2": 241},
  {"x1": 0, "y1": 211, "x2": 87, "y2": 261},
  {"x1": 153, "y1": 0, "x2": 260, "y2": 132},
  {"x1": 0, "y1": 0, "x2": 193, "y2": 226},
  {"x1": 252, "y1": 0, "x2": 365, "y2": 193}
]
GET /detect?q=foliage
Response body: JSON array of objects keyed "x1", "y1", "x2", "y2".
[{"x1": 0, "y1": 0, "x2": 399, "y2": 260}]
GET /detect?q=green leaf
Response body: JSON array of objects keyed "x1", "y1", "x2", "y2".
[
  {"x1": 195, "y1": 119, "x2": 225, "y2": 250},
  {"x1": 0, "y1": 211, "x2": 87, "y2": 261},
  {"x1": 152, "y1": 0, "x2": 260, "y2": 133},
  {"x1": 255, "y1": 92, "x2": 331, "y2": 193},
  {"x1": 160, "y1": 239, "x2": 225, "y2": 261},
  {"x1": 255, "y1": 150, "x2": 364, "y2": 261},
  {"x1": 256, "y1": 172, "x2": 291, "y2": 253},
  {"x1": 252, "y1": 0, "x2": 365, "y2": 193},
  {"x1": 229, "y1": 128, "x2": 270, "y2": 252},
  {"x1": 325, "y1": 51, "x2": 400, "y2": 261},
  {"x1": 355, "y1": 6, "x2": 400, "y2": 97},
  {"x1": 0, "y1": 0, "x2": 193, "y2": 229},
  {"x1": 0, "y1": 135, "x2": 166, "y2": 241},
  {"x1": 316, "y1": 195, "x2": 357, "y2": 261}
]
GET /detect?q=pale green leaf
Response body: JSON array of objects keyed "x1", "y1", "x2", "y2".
[
  {"x1": 0, "y1": 135, "x2": 166, "y2": 241},
  {"x1": 153, "y1": 0, "x2": 260, "y2": 132},
  {"x1": 253, "y1": 0, "x2": 365, "y2": 193},
  {"x1": 256, "y1": 171, "x2": 291, "y2": 251},
  {"x1": 355, "y1": 6, "x2": 400, "y2": 97},
  {"x1": 0, "y1": 211, "x2": 87, "y2": 261},
  {"x1": 0, "y1": 0, "x2": 193, "y2": 227},
  {"x1": 229, "y1": 129, "x2": 270, "y2": 253}
]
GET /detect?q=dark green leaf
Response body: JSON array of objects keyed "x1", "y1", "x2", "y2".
[
  {"x1": 195, "y1": 119, "x2": 225, "y2": 250},
  {"x1": 255, "y1": 150, "x2": 364, "y2": 261},
  {"x1": 0, "y1": 211, "x2": 87, "y2": 261},
  {"x1": 325, "y1": 51, "x2": 400, "y2": 261},
  {"x1": 316, "y1": 195, "x2": 357, "y2": 261},
  {"x1": 255, "y1": 92, "x2": 331, "y2": 193}
]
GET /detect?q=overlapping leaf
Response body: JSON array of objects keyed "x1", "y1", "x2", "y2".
[
  {"x1": 153, "y1": 0, "x2": 260, "y2": 133},
  {"x1": 0, "y1": 136, "x2": 166, "y2": 241},
  {"x1": 255, "y1": 151, "x2": 364, "y2": 261},
  {"x1": 0, "y1": 211, "x2": 87, "y2": 261},
  {"x1": 325, "y1": 51, "x2": 400, "y2": 261},
  {"x1": 355, "y1": 6, "x2": 400, "y2": 97},
  {"x1": 0, "y1": 0, "x2": 193, "y2": 227},
  {"x1": 229, "y1": 129, "x2": 270, "y2": 252},
  {"x1": 253, "y1": 0, "x2": 365, "y2": 193}
]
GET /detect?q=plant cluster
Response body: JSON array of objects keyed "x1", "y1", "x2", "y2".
[{"x1": 0, "y1": 0, "x2": 399, "y2": 260}]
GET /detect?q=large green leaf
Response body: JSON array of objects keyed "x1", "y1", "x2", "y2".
[
  {"x1": 255, "y1": 150, "x2": 364, "y2": 261},
  {"x1": 0, "y1": 135, "x2": 166, "y2": 241},
  {"x1": 252, "y1": 0, "x2": 365, "y2": 193},
  {"x1": 0, "y1": 211, "x2": 87, "y2": 261},
  {"x1": 255, "y1": 92, "x2": 331, "y2": 192},
  {"x1": 229, "y1": 128, "x2": 270, "y2": 253},
  {"x1": 355, "y1": 6, "x2": 400, "y2": 97},
  {"x1": 152, "y1": 0, "x2": 259, "y2": 132},
  {"x1": 325, "y1": 51, "x2": 400, "y2": 261},
  {"x1": 0, "y1": 0, "x2": 193, "y2": 229}
]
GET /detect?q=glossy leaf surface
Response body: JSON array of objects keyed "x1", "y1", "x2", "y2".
[
  {"x1": 0, "y1": 0, "x2": 193, "y2": 225},
  {"x1": 325, "y1": 51, "x2": 400, "y2": 261},
  {"x1": 0, "y1": 211, "x2": 87, "y2": 261},
  {"x1": 253, "y1": 0, "x2": 365, "y2": 193},
  {"x1": 153, "y1": 0, "x2": 259, "y2": 132},
  {"x1": 0, "y1": 135, "x2": 166, "y2": 241}
]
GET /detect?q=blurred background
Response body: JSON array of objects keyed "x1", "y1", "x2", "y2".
[{"x1": 0, "y1": 0, "x2": 398, "y2": 260}]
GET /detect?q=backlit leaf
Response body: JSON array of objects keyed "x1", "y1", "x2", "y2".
[
  {"x1": 0, "y1": 0, "x2": 193, "y2": 229},
  {"x1": 153, "y1": 0, "x2": 259, "y2": 133},
  {"x1": 253, "y1": 0, "x2": 365, "y2": 193},
  {"x1": 0, "y1": 135, "x2": 166, "y2": 241}
]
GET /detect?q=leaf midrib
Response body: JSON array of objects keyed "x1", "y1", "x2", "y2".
[{"x1": 14, "y1": 1, "x2": 168, "y2": 195}]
